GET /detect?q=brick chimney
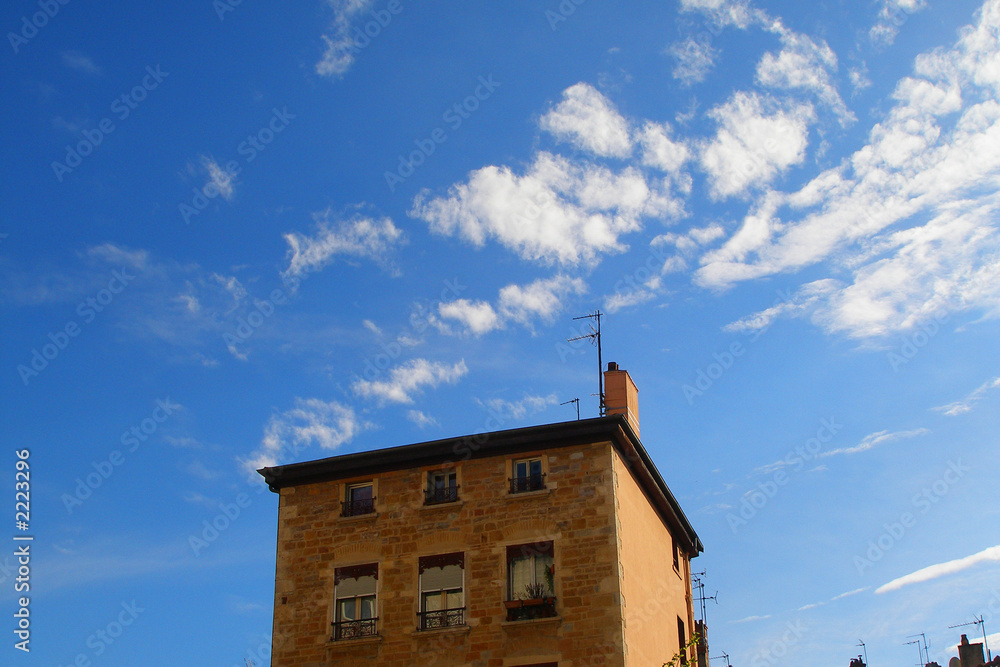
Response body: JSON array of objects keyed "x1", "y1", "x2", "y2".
[{"x1": 604, "y1": 362, "x2": 639, "y2": 438}]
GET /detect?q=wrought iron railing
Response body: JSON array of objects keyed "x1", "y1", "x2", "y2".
[
  {"x1": 509, "y1": 473, "x2": 545, "y2": 494},
  {"x1": 417, "y1": 607, "x2": 466, "y2": 630},
  {"x1": 504, "y1": 597, "x2": 557, "y2": 621},
  {"x1": 341, "y1": 496, "x2": 376, "y2": 517},
  {"x1": 332, "y1": 617, "x2": 378, "y2": 640},
  {"x1": 424, "y1": 485, "x2": 460, "y2": 505}
]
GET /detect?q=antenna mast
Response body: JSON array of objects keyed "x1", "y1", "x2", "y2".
[
  {"x1": 568, "y1": 311, "x2": 604, "y2": 415},
  {"x1": 950, "y1": 616, "x2": 992, "y2": 661}
]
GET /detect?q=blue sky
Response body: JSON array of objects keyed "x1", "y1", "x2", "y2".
[{"x1": 2, "y1": 0, "x2": 1000, "y2": 664}]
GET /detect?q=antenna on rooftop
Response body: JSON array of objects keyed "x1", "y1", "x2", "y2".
[
  {"x1": 710, "y1": 651, "x2": 731, "y2": 667},
  {"x1": 567, "y1": 310, "x2": 604, "y2": 416},
  {"x1": 907, "y1": 632, "x2": 929, "y2": 665},
  {"x1": 950, "y1": 615, "x2": 992, "y2": 661},
  {"x1": 560, "y1": 398, "x2": 580, "y2": 420},
  {"x1": 857, "y1": 639, "x2": 869, "y2": 666},
  {"x1": 692, "y1": 571, "x2": 717, "y2": 629}
]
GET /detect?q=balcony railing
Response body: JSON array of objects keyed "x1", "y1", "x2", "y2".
[
  {"x1": 504, "y1": 597, "x2": 557, "y2": 621},
  {"x1": 332, "y1": 617, "x2": 378, "y2": 640},
  {"x1": 341, "y1": 496, "x2": 375, "y2": 517},
  {"x1": 509, "y1": 473, "x2": 545, "y2": 494},
  {"x1": 417, "y1": 607, "x2": 466, "y2": 630},
  {"x1": 424, "y1": 485, "x2": 460, "y2": 505}
]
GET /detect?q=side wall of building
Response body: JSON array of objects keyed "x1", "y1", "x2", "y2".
[
  {"x1": 611, "y1": 447, "x2": 694, "y2": 667},
  {"x1": 270, "y1": 440, "x2": 627, "y2": 667}
]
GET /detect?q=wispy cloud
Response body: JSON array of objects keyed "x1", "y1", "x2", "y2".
[
  {"x1": 819, "y1": 428, "x2": 929, "y2": 458},
  {"x1": 876, "y1": 544, "x2": 1000, "y2": 593},
  {"x1": 200, "y1": 155, "x2": 236, "y2": 201},
  {"x1": 732, "y1": 614, "x2": 772, "y2": 624},
  {"x1": 316, "y1": 0, "x2": 377, "y2": 79},
  {"x1": 406, "y1": 410, "x2": 438, "y2": 429},
  {"x1": 477, "y1": 393, "x2": 559, "y2": 421},
  {"x1": 282, "y1": 210, "x2": 405, "y2": 278},
  {"x1": 870, "y1": 0, "x2": 928, "y2": 48},
  {"x1": 351, "y1": 358, "x2": 468, "y2": 404},
  {"x1": 668, "y1": 36, "x2": 719, "y2": 86},
  {"x1": 933, "y1": 377, "x2": 1000, "y2": 416},
  {"x1": 243, "y1": 398, "x2": 370, "y2": 472},
  {"x1": 61, "y1": 50, "x2": 101, "y2": 75}
]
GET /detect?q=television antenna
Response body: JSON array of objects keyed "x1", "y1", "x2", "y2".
[
  {"x1": 907, "y1": 632, "x2": 929, "y2": 665},
  {"x1": 692, "y1": 571, "x2": 718, "y2": 627},
  {"x1": 949, "y1": 616, "x2": 992, "y2": 661},
  {"x1": 710, "y1": 651, "x2": 731, "y2": 666},
  {"x1": 560, "y1": 398, "x2": 580, "y2": 421},
  {"x1": 857, "y1": 639, "x2": 869, "y2": 665},
  {"x1": 567, "y1": 311, "x2": 604, "y2": 416}
]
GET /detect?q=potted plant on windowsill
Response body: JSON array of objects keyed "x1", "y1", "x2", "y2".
[{"x1": 518, "y1": 582, "x2": 549, "y2": 604}]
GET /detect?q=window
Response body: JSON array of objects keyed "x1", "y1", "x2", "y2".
[
  {"x1": 677, "y1": 616, "x2": 688, "y2": 665},
  {"x1": 505, "y1": 541, "x2": 556, "y2": 621},
  {"x1": 672, "y1": 534, "x2": 680, "y2": 572},
  {"x1": 425, "y1": 470, "x2": 459, "y2": 505},
  {"x1": 417, "y1": 553, "x2": 465, "y2": 629},
  {"x1": 332, "y1": 564, "x2": 378, "y2": 640},
  {"x1": 342, "y1": 482, "x2": 375, "y2": 517},
  {"x1": 510, "y1": 457, "x2": 544, "y2": 493}
]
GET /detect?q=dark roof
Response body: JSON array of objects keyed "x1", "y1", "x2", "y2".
[{"x1": 258, "y1": 414, "x2": 704, "y2": 556}]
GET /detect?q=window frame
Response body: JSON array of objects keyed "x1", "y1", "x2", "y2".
[
  {"x1": 342, "y1": 481, "x2": 375, "y2": 517},
  {"x1": 417, "y1": 552, "x2": 465, "y2": 630},
  {"x1": 509, "y1": 456, "x2": 545, "y2": 493},
  {"x1": 504, "y1": 541, "x2": 557, "y2": 621},
  {"x1": 332, "y1": 563, "x2": 379, "y2": 640},
  {"x1": 425, "y1": 469, "x2": 459, "y2": 505}
]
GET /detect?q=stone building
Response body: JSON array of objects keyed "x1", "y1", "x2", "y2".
[{"x1": 258, "y1": 364, "x2": 704, "y2": 666}]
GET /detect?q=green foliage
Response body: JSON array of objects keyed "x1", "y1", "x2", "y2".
[{"x1": 663, "y1": 633, "x2": 701, "y2": 667}]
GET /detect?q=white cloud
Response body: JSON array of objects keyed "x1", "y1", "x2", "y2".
[
  {"x1": 876, "y1": 544, "x2": 1000, "y2": 593},
  {"x1": 478, "y1": 393, "x2": 559, "y2": 421},
  {"x1": 61, "y1": 51, "x2": 101, "y2": 76},
  {"x1": 362, "y1": 319, "x2": 382, "y2": 336},
  {"x1": 696, "y1": 4, "x2": 1000, "y2": 337},
  {"x1": 435, "y1": 275, "x2": 586, "y2": 336},
  {"x1": 437, "y1": 299, "x2": 502, "y2": 335},
  {"x1": 498, "y1": 274, "x2": 587, "y2": 326},
  {"x1": 412, "y1": 152, "x2": 679, "y2": 266},
  {"x1": 351, "y1": 358, "x2": 468, "y2": 404},
  {"x1": 699, "y1": 92, "x2": 815, "y2": 199},
  {"x1": 199, "y1": 155, "x2": 236, "y2": 201},
  {"x1": 637, "y1": 121, "x2": 692, "y2": 176},
  {"x1": 755, "y1": 27, "x2": 854, "y2": 126},
  {"x1": 243, "y1": 398, "x2": 368, "y2": 472},
  {"x1": 406, "y1": 410, "x2": 438, "y2": 428},
  {"x1": 539, "y1": 83, "x2": 632, "y2": 158},
  {"x1": 870, "y1": 0, "x2": 929, "y2": 48},
  {"x1": 819, "y1": 427, "x2": 929, "y2": 457},
  {"x1": 282, "y1": 210, "x2": 404, "y2": 278},
  {"x1": 668, "y1": 36, "x2": 719, "y2": 86},
  {"x1": 316, "y1": 0, "x2": 376, "y2": 78},
  {"x1": 678, "y1": 0, "x2": 762, "y2": 29},
  {"x1": 933, "y1": 377, "x2": 1000, "y2": 416}
]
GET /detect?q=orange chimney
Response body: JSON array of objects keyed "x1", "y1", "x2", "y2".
[{"x1": 604, "y1": 362, "x2": 639, "y2": 438}]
